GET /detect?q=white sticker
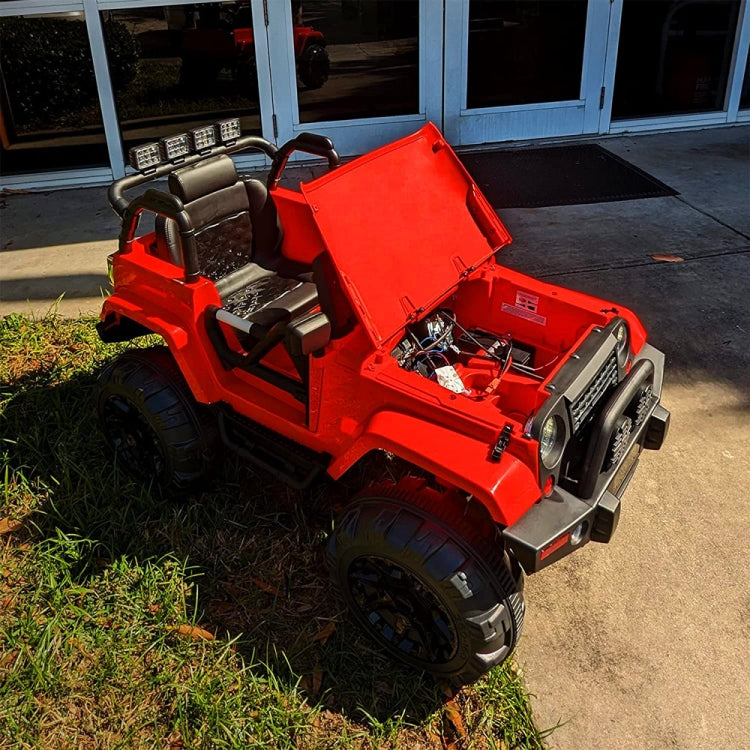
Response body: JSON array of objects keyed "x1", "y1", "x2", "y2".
[
  {"x1": 515, "y1": 290, "x2": 539, "y2": 312},
  {"x1": 502, "y1": 302, "x2": 547, "y2": 326},
  {"x1": 434, "y1": 365, "x2": 466, "y2": 394}
]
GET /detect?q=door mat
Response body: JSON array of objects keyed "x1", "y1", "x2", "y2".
[{"x1": 459, "y1": 143, "x2": 678, "y2": 209}]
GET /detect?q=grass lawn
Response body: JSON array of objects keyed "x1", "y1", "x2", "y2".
[{"x1": 0, "y1": 313, "x2": 549, "y2": 749}]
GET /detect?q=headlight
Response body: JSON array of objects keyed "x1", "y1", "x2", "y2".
[
  {"x1": 128, "y1": 142, "x2": 161, "y2": 172},
  {"x1": 159, "y1": 132, "x2": 190, "y2": 162},
  {"x1": 614, "y1": 322, "x2": 629, "y2": 365},
  {"x1": 216, "y1": 117, "x2": 242, "y2": 144},
  {"x1": 189, "y1": 124, "x2": 217, "y2": 153},
  {"x1": 539, "y1": 415, "x2": 564, "y2": 468}
]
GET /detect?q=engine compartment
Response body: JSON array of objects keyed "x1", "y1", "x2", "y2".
[{"x1": 391, "y1": 308, "x2": 557, "y2": 404}]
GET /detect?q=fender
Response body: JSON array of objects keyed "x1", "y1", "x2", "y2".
[
  {"x1": 328, "y1": 410, "x2": 541, "y2": 526},
  {"x1": 99, "y1": 296, "x2": 221, "y2": 404}
]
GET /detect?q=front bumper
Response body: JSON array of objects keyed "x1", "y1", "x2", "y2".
[{"x1": 503, "y1": 343, "x2": 670, "y2": 573}]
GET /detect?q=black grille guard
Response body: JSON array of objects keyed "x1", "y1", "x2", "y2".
[
  {"x1": 576, "y1": 357, "x2": 654, "y2": 498},
  {"x1": 503, "y1": 342, "x2": 669, "y2": 574}
]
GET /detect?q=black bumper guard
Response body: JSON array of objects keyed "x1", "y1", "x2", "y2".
[{"x1": 503, "y1": 344, "x2": 670, "y2": 573}]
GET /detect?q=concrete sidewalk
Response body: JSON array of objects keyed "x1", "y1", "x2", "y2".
[
  {"x1": 501, "y1": 127, "x2": 750, "y2": 750},
  {"x1": 2, "y1": 126, "x2": 749, "y2": 749}
]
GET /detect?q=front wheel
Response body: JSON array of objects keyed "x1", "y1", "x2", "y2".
[{"x1": 327, "y1": 478, "x2": 524, "y2": 686}]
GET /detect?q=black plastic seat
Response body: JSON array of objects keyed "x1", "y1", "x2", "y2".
[{"x1": 155, "y1": 154, "x2": 317, "y2": 323}]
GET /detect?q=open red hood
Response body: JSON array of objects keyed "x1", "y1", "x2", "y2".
[{"x1": 301, "y1": 123, "x2": 512, "y2": 347}]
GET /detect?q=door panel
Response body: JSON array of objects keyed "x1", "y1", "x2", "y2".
[
  {"x1": 266, "y1": 0, "x2": 442, "y2": 156},
  {"x1": 444, "y1": 0, "x2": 612, "y2": 145}
]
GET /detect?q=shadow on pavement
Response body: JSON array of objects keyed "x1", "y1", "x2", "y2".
[
  {"x1": 1, "y1": 274, "x2": 110, "y2": 301},
  {"x1": 535, "y1": 252, "x2": 750, "y2": 409}
]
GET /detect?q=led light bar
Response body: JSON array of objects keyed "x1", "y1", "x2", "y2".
[
  {"x1": 189, "y1": 124, "x2": 217, "y2": 153},
  {"x1": 128, "y1": 142, "x2": 161, "y2": 172},
  {"x1": 216, "y1": 117, "x2": 241, "y2": 143},
  {"x1": 159, "y1": 132, "x2": 190, "y2": 162}
]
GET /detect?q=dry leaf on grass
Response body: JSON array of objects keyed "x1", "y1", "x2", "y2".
[
  {"x1": 651, "y1": 253, "x2": 684, "y2": 263},
  {"x1": 444, "y1": 699, "x2": 467, "y2": 741},
  {"x1": 167, "y1": 624, "x2": 215, "y2": 641},
  {"x1": 0, "y1": 518, "x2": 23, "y2": 535},
  {"x1": 248, "y1": 576, "x2": 281, "y2": 597},
  {"x1": 310, "y1": 620, "x2": 336, "y2": 644},
  {"x1": 219, "y1": 580, "x2": 245, "y2": 599},
  {"x1": 207, "y1": 600, "x2": 235, "y2": 616},
  {"x1": 0, "y1": 651, "x2": 19, "y2": 669},
  {"x1": 68, "y1": 637, "x2": 95, "y2": 661},
  {"x1": 312, "y1": 664, "x2": 324, "y2": 696}
]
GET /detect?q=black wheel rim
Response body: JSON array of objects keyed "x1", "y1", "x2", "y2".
[
  {"x1": 347, "y1": 555, "x2": 458, "y2": 664},
  {"x1": 101, "y1": 395, "x2": 165, "y2": 481}
]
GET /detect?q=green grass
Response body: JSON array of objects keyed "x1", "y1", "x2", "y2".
[{"x1": 0, "y1": 313, "x2": 549, "y2": 749}]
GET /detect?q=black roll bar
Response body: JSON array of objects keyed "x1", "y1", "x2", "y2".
[
  {"x1": 119, "y1": 189, "x2": 204, "y2": 282},
  {"x1": 267, "y1": 132, "x2": 340, "y2": 190},
  {"x1": 108, "y1": 135, "x2": 279, "y2": 218}
]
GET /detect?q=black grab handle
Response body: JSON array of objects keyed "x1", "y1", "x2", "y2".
[{"x1": 266, "y1": 133, "x2": 340, "y2": 189}]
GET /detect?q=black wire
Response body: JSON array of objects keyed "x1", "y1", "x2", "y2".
[
  {"x1": 442, "y1": 312, "x2": 510, "y2": 365},
  {"x1": 414, "y1": 350, "x2": 451, "y2": 368},
  {"x1": 511, "y1": 353, "x2": 560, "y2": 373}
]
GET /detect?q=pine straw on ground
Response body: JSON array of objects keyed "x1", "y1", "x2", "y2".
[{"x1": 0, "y1": 313, "x2": 550, "y2": 750}]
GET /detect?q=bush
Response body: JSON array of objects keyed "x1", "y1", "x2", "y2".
[{"x1": 0, "y1": 16, "x2": 138, "y2": 129}]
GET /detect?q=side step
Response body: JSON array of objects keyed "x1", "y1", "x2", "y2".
[{"x1": 218, "y1": 411, "x2": 329, "y2": 490}]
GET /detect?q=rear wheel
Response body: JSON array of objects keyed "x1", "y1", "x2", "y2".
[
  {"x1": 96, "y1": 347, "x2": 216, "y2": 490},
  {"x1": 327, "y1": 478, "x2": 524, "y2": 685},
  {"x1": 298, "y1": 44, "x2": 330, "y2": 89}
]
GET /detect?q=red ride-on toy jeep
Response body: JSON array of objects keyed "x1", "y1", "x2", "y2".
[{"x1": 97, "y1": 120, "x2": 669, "y2": 685}]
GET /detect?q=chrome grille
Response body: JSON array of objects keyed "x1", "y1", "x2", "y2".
[{"x1": 569, "y1": 353, "x2": 618, "y2": 433}]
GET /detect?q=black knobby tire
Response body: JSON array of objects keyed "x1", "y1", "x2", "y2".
[
  {"x1": 96, "y1": 347, "x2": 217, "y2": 490},
  {"x1": 327, "y1": 478, "x2": 525, "y2": 685},
  {"x1": 298, "y1": 44, "x2": 330, "y2": 89}
]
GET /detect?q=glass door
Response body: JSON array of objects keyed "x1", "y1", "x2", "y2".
[
  {"x1": 265, "y1": 0, "x2": 443, "y2": 156},
  {"x1": 599, "y1": 0, "x2": 750, "y2": 133},
  {"x1": 98, "y1": 0, "x2": 275, "y2": 171},
  {"x1": 0, "y1": 7, "x2": 110, "y2": 179},
  {"x1": 443, "y1": 0, "x2": 612, "y2": 146},
  {"x1": 611, "y1": 0, "x2": 741, "y2": 121}
]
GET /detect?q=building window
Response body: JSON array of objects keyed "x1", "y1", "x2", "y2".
[
  {"x1": 613, "y1": 0, "x2": 741, "y2": 119},
  {"x1": 466, "y1": 1, "x2": 588, "y2": 109},
  {"x1": 295, "y1": 0, "x2": 419, "y2": 124},
  {"x1": 0, "y1": 12, "x2": 109, "y2": 176},
  {"x1": 101, "y1": 3, "x2": 264, "y2": 156}
]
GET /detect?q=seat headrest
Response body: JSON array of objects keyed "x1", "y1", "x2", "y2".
[{"x1": 168, "y1": 154, "x2": 239, "y2": 204}]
